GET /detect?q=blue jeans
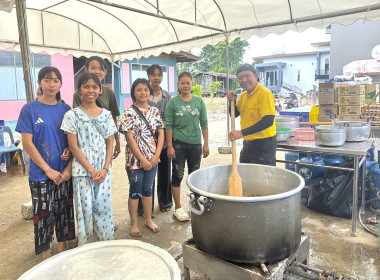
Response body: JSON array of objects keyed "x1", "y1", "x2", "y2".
[
  {"x1": 172, "y1": 139, "x2": 202, "y2": 187},
  {"x1": 127, "y1": 166, "x2": 158, "y2": 199}
]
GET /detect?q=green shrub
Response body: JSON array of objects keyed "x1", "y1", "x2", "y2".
[
  {"x1": 209, "y1": 81, "x2": 222, "y2": 96},
  {"x1": 192, "y1": 85, "x2": 202, "y2": 98}
]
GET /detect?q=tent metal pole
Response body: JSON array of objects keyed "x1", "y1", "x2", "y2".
[
  {"x1": 15, "y1": 0, "x2": 34, "y2": 103},
  {"x1": 225, "y1": 37, "x2": 231, "y2": 146}
]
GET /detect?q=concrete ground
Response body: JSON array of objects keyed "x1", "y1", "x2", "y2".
[{"x1": 1, "y1": 102, "x2": 380, "y2": 279}]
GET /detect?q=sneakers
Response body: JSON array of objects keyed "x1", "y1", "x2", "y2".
[{"x1": 173, "y1": 208, "x2": 190, "y2": 222}]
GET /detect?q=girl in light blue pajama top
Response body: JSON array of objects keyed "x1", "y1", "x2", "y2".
[{"x1": 61, "y1": 73, "x2": 117, "y2": 246}]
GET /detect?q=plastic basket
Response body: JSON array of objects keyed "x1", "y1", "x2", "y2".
[{"x1": 292, "y1": 127, "x2": 315, "y2": 141}]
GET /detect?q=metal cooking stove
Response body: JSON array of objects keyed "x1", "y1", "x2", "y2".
[{"x1": 183, "y1": 235, "x2": 310, "y2": 280}]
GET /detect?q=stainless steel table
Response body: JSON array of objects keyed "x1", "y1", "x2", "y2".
[{"x1": 277, "y1": 138, "x2": 374, "y2": 236}]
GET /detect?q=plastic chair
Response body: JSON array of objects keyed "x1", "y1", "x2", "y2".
[{"x1": 0, "y1": 126, "x2": 26, "y2": 172}]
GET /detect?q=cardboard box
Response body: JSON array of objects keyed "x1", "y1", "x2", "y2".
[
  {"x1": 338, "y1": 95, "x2": 365, "y2": 106},
  {"x1": 338, "y1": 105, "x2": 362, "y2": 116},
  {"x1": 337, "y1": 114, "x2": 361, "y2": 121},
  {"x1": 318, "y1": 83, "x2": 336, "y2": 104},
  {"x1": 336, "y1": 85, "x2": 365, "y2": 96},
  {"x1": 319, "y1": 104, "x2": 338, "y2": 122},
  {"x1": 365, "y1": 84, "x2": 379, "y2": 103}
]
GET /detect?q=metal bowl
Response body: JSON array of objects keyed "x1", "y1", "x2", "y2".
[{"x1": 276, "y1": 128, "x2": 292, "y2": 141}]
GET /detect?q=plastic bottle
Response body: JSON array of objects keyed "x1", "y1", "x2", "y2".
[{"x1": 309, "y1": 105, "x2": 319, "y2": 123}]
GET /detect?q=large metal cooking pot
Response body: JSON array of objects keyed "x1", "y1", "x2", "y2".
[
  {"x1": 186, "y1": 164, "x2": 304, "y2": 263},
  {"x1": 332, "y1": 120, "x2": 371, "y2": 141},
  {"x1": 275, "y1": 115, "x2": 299, "y2": 130},
  {"x1": 314, "y1": 125, "x2": 346, "y2": 146}
]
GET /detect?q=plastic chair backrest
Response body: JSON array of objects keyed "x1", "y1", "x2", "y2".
[{"x1": 0, "y1": 126, "x2": 16, "y2": 148}]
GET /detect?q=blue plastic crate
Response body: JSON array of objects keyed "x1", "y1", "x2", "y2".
[{"x1": 279, "y1": 108, "x2": 310, "y2": 127}]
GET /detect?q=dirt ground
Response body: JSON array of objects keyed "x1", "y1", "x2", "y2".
[{"x1": 1, "y1": 98, "x2": 380, "y2": 279}]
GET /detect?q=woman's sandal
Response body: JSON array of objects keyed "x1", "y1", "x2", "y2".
[{"x1": 173, "y1": 208, "x2": 190, "y2": 222}]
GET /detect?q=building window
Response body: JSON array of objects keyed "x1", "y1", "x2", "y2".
[
  {"x1": 131, "y1": 63, "x2": 169, "y2": 92},
  {"x1": 324, "y1": 58, "x2": 330, "y2": 75},
  {"x1": 0, "y1": 51, "x2": 51, "y2": 101},
  {"x1": 297, "y1": 70, "x2": 301, "y2": 83},
  {"x1": 264, "y1": 71, "x2": 277, "y2": 87}
]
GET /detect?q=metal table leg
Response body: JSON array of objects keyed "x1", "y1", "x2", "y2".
[
  {"x1": 352, "y1": 155, "x2": 366, "y2": 237},
  {"x1": 361, "y1": 156, "x2": 367, "y2": 215},
  {"x1": 351, "y1": 155, "x2": 359, "y2": 237}
]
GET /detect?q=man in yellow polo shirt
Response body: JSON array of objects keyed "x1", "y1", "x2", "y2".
[{"x1": 227, "y1": 64, "x2": 277, "y2": 166}]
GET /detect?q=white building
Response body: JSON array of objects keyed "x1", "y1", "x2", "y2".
[{"x1": 252, "y1": 42, "x2": 330, "y2": 96}]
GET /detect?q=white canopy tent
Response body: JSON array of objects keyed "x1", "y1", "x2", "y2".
[
  {"x1": 1, "y1": 0, "x2": 380, "y2": 102},
  {"x1": 2, "y1": 0, "x2": 380, "y2": 60}
]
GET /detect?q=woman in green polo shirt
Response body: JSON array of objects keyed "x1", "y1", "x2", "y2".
[{"x1": 165, "y1": 72, "x2": 209, "y2": 222}]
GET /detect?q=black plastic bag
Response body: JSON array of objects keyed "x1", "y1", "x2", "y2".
[{"x1": 306, "y1": 161, "x2": 354, "y2": 219}]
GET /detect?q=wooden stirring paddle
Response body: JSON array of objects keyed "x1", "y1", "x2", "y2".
[{"x1": 228, "y1": 101, "x2": 243, "y2": 197}]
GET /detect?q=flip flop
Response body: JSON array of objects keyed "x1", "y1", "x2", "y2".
[
  {"x1": 145, "y1": 224, "x2": 160, "y2": 233},
  {"x1": 130, "y1": 229, "x2": 142, "y2": 237},
  {"x1": 160, "y1": 206, "x2": 172, "y2": 212}
]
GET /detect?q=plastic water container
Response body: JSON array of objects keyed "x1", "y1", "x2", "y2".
[
  {"x1": 285, "y1": 152, "x2": 299, "y2": 172},
  {"x1": 358, "y1": 159, "x2": 377, "y2": 203},
  {"x1": 295, "y1": 156, "x2": 325, "y2": 199},
  {"x1": 369, "y1": 164, "x2": 380, "y2": 209},
  {"x1": 368, "y1": 145, "x2": 376, "y2": 161},
  {"x1": 321, "y1": 155, "x2": 345, "y2": 166}
]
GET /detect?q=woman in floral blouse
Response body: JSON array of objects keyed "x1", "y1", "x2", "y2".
[{"x1": 120, "y1": 78, "x2": 164, "y2": 237}]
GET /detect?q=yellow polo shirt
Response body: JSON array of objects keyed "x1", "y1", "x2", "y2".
[{"x1": 236, "y1": 83, "x2": 276, "y2": 141}]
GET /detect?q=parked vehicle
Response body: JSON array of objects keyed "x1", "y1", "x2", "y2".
[
  {"x1": 235, "y1": 88, "x2": 243, "y2": 100},
  {"x1": 274, "y1": 94, "x2": 282, "y2": 111},
  {"x1": 284, "y1": 92, "x2": 298, "y2": 109}
]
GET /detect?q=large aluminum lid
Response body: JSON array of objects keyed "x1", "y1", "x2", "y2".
[
  {"x1": 275, "y1": 115, "x2": 299, "y2": 121},
  {"x1": 18, "y1": 240, "x2": 181, "y2": 280},
  {"x1": 333, "y1": 120, "x2": 370, "y2": 127},
  {"x1": 315, "y1": 125, "x2": 346, "y2": 133}
]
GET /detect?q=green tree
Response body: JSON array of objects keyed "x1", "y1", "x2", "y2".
[
  {"x1": 177, "y1": 38, "x2": 249, "y2": 91},
  {"x1": 195, "y1": 38, "x2": 249, "y2": 75}
]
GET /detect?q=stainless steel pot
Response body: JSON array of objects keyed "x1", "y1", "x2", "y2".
[
  {"x1": 186, "y1": 164, "x2": 304, "y2": 263},
  {"x1": 275, "y1": 116, "x2": 299, "y2": 130},
  {"x1": 314, "y1": 125, "x2": 346, "y2": 146},
  {"x1": 332, "y1": 120, "x2": 371, "y2": 141}
]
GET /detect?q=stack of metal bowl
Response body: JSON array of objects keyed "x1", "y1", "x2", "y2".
[{"x1": 276, "y1": 127, "x2": 293, "y2": 142}]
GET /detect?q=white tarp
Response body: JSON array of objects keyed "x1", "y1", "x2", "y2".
[{"x1": 1, "y1": 0, "x2": 380, "y2": 60}]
